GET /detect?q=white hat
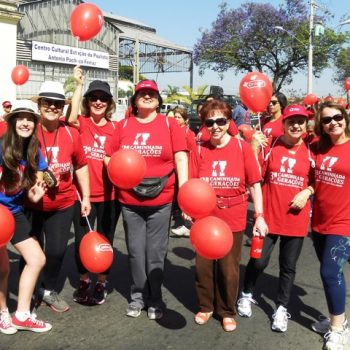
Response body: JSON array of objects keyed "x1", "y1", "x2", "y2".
[
  {"x1": 32, "y1": 81, "x2": 70, "y2": 104},
  {"x1": 5, "y1": 100, "x2": 40, "y2": 121}
]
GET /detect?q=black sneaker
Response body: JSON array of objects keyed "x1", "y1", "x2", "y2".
[
  {"x1": 73, "y1": 280, "x2": 91, "y2": 304},
  {"x1": 91, "y1": 282, "x2": 107, "y2": 305}
]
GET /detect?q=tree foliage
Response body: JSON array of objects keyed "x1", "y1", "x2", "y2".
[
  {"x1": 164, "y1": 84, "x2": 208, "y2": 105},
  {"x1": 193, "y1": 0, "x2": 348, "y2": 92},
  {"x1": 334, "y1": 46, "x2": 350, "y2": 86}
]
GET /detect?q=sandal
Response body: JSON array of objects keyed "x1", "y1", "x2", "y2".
[
  {"x1": 194, "y1": 311, "x2": 213, "y2": 325},
  {"x1": 222, "y1": 317, "x2": 237, "y2": 332}
]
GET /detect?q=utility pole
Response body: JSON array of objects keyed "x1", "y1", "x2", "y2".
[{"x1": 307, "y1": 0, "x2": 315, "y2": 94}]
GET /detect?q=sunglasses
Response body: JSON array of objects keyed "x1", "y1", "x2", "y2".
[
  {"x1": 204, "y1": 117, "x2": 228, "y2": 127},
  {"x1": 41, "y1": 98, "x2": 65, "y2": 109},
  {"x1": 321, "y1": 114, "x2": 344, "y2": 125},
  {"x1": 89, "y1": 94, "x2": 110, "y2": 103},
  {"x1": 269, "y1": 100, "x2": 279, "y2": 106}
]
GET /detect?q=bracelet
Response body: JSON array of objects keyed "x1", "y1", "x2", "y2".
[
  {"x1": 305, "y1": 186, "x2": 314, "y2": 195},
  {"x1": 253, "y1": 212, "x2": 264, "y2": 219}
]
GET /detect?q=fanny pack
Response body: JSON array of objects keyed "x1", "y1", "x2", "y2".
[
  {"x1": 133, "y1": 170, "x2": 174, "y2": 199},
  {"x1": 216, "y1": 193, "x2": 249, "y2": 209}
]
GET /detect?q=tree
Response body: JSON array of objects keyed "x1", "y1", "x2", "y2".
[
  {"x1": 118, "y1": 65, "x2": 146, "y2": 82},
  {"x1": 193, "y1": 0, "x2": 348, "y2": 92},
  {"x1": 334, "y1": 46, "x2": 350, "y2": 88},
  {"x1": 164, "y1": 85, "x2": 208, "y2": 105},
  {"x1": 64, "y1": 76, "x2": 76, "y2": 98}
]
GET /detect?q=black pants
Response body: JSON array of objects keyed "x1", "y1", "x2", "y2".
[
  {"x1": 243, "y1": 234, "x2": 304, "y2": 308},
  {"x1": 73, "y1": 200, "x2": 121, "y2": 275},
  {"x1": 28, "y1": 205, "x2": 75, "y2": 291}
]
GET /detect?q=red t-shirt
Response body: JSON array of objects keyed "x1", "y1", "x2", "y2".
[
  {"x1": 312, "y1": 140, "x2": 350, "y2": 236},
  {"x1": 105, "y1": 114, "x2": 188, "y2": 206},
  {"x1": 262, "y1": 117, "x2": 284, "y2": 138},
  {"x1": 191, "y1": 137, "x2": 261, "y2": 232},
  {"x1": 77, "y1": 116, "x2": 116, "y2": 202},
  {"x1": 0, "y1": 121, "x2": 7, "y2": 137},
  {"x1": 29, "y1": 123, "x2": 87, "y2": 211},
  {"x1": 259, "y1": 138, "x2": 312, "y2": 237}
]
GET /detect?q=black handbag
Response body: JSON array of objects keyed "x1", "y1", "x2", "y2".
[{"x1": 133, "y1": 170, "x2": 174, "y2": 199}]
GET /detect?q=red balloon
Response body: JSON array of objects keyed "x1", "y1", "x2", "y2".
[
  {"x1": 70, "y1": 3, "x2": 104, "y2": 41},
  {"x1": 178, "y1": 179, "x2": 216, "y2": 219},
  {"x1": 239, "y1": 72, "x2": 273, "y2": 113},
  {"x1": 0, "y1": 204, "x2": 15, "y2": 247},
  {"x1": 190, "y1": 216, "x2": 233, "y2": 260},
  {"x1": 344, "y1": 77, "x2": 350, "y2": 91},
  {"x1": 11, "y1": 65, "x2": 29, "y2": 85},
  {"x1": 336, "y1": 98, "x2": 347, "y2": 108},
  {"x1": 324, "y1": 95, "x2": 334, "y2": 102},
  {"x1": 302, "y1": 93, "x2": 319, "y2": 106},
  {"x1": 238, "y1": 124, "x2": 255, "y2": 142},
  {"x1": 107, "y1": 149, "x2": 146, "y2": 189},
  {"x1": 79, "y1": 231, "x2": 114, "y2": 273}
]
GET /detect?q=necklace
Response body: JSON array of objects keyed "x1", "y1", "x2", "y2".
[{"x1": 287, "y1": 142, "x2": 302, "y2": 155}]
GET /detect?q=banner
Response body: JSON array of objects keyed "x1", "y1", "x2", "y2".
[{"x1": 32, "y1": 41, "x2": 109, "y2": 69}]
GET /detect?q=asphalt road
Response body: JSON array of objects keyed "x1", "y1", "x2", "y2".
[{"x1": 2, "y1": 209, "x2": 350, "y2": 350}]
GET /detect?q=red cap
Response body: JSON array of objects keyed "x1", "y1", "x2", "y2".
[
  {"x1": 282, "y1": 104, "x2": 309, "y2": 120},
  {"x1": 2, "y1": 101, "x2": 12, "y2": 108},
  {"x1": 135, "y1": 80, "x2": 159, "y2": 93}
]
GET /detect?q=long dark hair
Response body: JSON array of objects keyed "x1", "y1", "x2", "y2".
[
  {"x1": 315, "y1": 101, "x2": 350, "y2": 151},
  {"x1": 1, "y1": 114, "x2": 40, "y2": 191}
]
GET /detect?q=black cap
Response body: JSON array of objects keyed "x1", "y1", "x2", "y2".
[{"x1": 84, "y1": 80, "x2": 113, "y2": 98}]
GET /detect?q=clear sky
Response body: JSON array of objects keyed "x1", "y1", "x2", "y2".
[{"x1": 93, "y1": 0, "x2": 349, "y2": 98}]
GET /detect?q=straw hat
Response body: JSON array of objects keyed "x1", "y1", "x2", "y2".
[{"x1": 31, "y1": 81, "x2": 70, "y2": 104}]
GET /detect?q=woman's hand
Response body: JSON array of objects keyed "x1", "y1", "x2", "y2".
[
  {"x1": 73, "y1": 65, "x2": 84, "y2": 86},
  {"x1": 252, "y1": 130, "x2": 268, "y2": 147},
  {"x1": 27, "y1": 181, "x2": 47, "y2": 203},
  {"x1": 81, "y1": 196, "x2": 91, "y2": 217},
  {"x1": 252, "y1": 216, "x2": 268, "y2": 237},
  {"x1": 290, "y1": 188, "x2": 312, "y2": 210}
]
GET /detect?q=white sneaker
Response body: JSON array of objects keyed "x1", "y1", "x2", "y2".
[
  {"x1": 324, "y1": 319, "x2": 349, "y2": 350},
  {"x1": 0, "y1": 309, "x2": 17, "y2": 335},
  {"x1": 171, "y1": 225, "x2": 190, "y2": 237},
  {"x1": 312, "y1": 315, "x2": 330, "y2": 334},
  {"x1": 237, "y1": 292, "x2": 257, "y2": 318},
  {"x1": 271, "y1": 305, "x2": 291, "y2": 332}
]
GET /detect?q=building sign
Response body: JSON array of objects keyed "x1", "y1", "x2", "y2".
[{"x1": 32, "y1": 41, "x2": 109, "y2": 69}]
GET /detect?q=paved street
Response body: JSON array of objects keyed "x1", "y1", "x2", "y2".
[{"x1": 2, "y1": 210, "x2": 350, "y2": 350}]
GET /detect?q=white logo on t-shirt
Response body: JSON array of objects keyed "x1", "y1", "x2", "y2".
[
  {"x1": 280, "y1": 157, "x2": 296, "y2": 174},
  {"x1": 212, "y1": 161, "x2": 227, "y2": 176},
  {"x1": 133, "y1": 133, "x2": 150, "y2": 146},
  {"x1": 320, "y1": 156, "x2": 338, "y2": 171},
  {"x1": 93, "y1": 134, "x2": 106, "y2": 148},
  {"x1": 47, "y1": 146, "x2": 59, "y2": 163}
]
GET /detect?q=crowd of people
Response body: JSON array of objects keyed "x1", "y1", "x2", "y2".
[{"x1": 0, "y1": 67, "x2": 350, "y2": 350}]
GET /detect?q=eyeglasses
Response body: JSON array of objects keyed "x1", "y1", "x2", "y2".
[
  {"x1": 88, "y1": 95, "x2": 110, "y2": 103},
  {"x1": 137, "y1": 90, "x2": 158, "y2": 97},
  {"x1": 269, "y1": 100, "x2": 279, "y2": 106},
  {"x1": 285, "y1": 118, "x2": 307, "y2": 125},
  {"x1": 204, "y1": 117, "x2": 228, "y2": 127},
  {"x1": 321, "y1": 114, "x2": 344, "y2": 125},
  {"x1": 40, "y1": 98, "x2": 65, "y2": 109}
]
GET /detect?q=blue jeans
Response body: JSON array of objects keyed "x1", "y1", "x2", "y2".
[{"x1": 312, "y1": 232, "x2": 350, "y2": 315}]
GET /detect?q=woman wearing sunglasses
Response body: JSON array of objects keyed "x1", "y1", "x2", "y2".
[
  {"x1": 309, "y1": 101, "x2": 350, "y2": 350},
  {"x1": 260, "y1": 92, "x2": 288, "y2": 138},
  {"x1": 27, "y1": 81, "x2": 91, "y2": 313},
  {"x1": 67, "y1": 66, "x2": 120, "y2": 306},
  {"x1": 190, "y1": 99, "x2": 268, "y2": 332},
  {"x1": 105, "y1": 80, "x2": 188, "y2": 320},
  {"x1": 237, "y1": 105, "x2": 313, "y2": 333}
]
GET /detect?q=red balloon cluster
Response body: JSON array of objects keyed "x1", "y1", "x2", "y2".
[
  {"x1": 107, "y1": 149, "x2": 146, "y2": 189},
  {"x1": 70, "y1": 3, "x2": 104, "y2": 41},
  {"x1": 336, "y1": 98, "x2": 347, "y2": 108},
  {"x1": 302, "y1": 93, "x2": 319, "y2": 106},
  {"x1": 190, "y1": 216, "x2": 233, "y2": 260},
  {"x1": 11, "y1": 65, "x2": 30, "y2": 85},
  {"x1": 79, "y1": 231, "x2": 114, "y2": 273},
  {"x1": 239, "y1": 72, "x2": 273, "y2": 113},
  {"x1": 324, "y1": 95, "x2": 334, "y2": 102},
  {"x1": 0, "y1": 204, "x2": 15, "y2": 247},
  {"x1": 178, "y1": 179, "x2": 216, "y2": 219},
  {"x1": 238, "y1": 124, "x2": 255, "y2": 142},
  {"x1": 344, "y1": 77, "x2": 350, "y2": 91}
]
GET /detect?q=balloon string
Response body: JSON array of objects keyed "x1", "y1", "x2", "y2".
[
  {"x1": 257, "y1": 112, "x2": 265, "y2": 158},
  {"x1": 76, "y1": 190, "x2": 93, "y2": 231}
]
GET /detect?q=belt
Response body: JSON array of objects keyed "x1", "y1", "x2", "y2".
[{"x1": 216, "y1": 193, "x2": 249, "y2": 209}]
